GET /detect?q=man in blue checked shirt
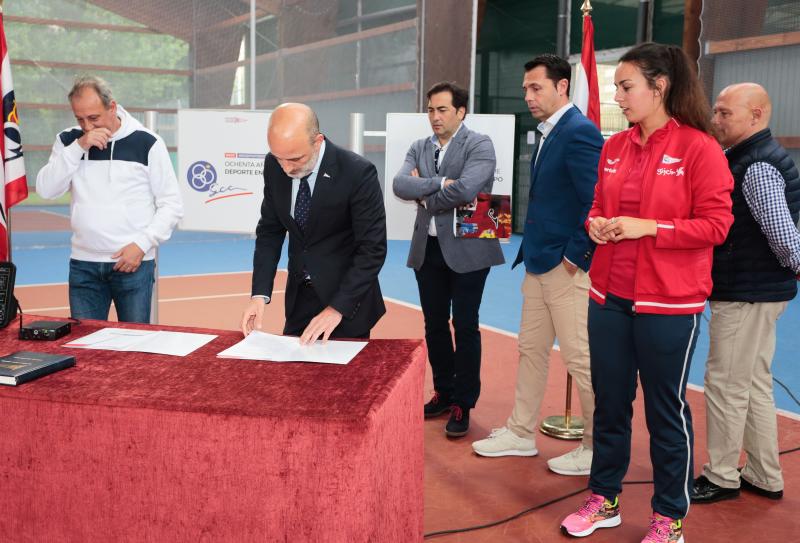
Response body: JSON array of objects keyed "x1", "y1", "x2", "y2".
[{"x1": 692, "y1": 83, "x2": 800, "y2": 505}]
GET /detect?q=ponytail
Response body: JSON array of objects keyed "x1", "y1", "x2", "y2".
[{"x1": 620, "y1": 43, "x2": 711, "y2": 134}]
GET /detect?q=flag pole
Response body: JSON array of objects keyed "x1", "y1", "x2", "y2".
[
  {"x1": 0, "y1": 0, "x2": 10, "y2": 263},
  {"x1": 539, "y1": 0, "x2": 593, "y2": 442}
]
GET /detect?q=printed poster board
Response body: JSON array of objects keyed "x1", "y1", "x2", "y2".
[
  {"x1": 384, "y1": 113, "x2": 516, "y2": 240},
  {"x1": 177, "y1": 109, "x2": 272, "y2": 233}
]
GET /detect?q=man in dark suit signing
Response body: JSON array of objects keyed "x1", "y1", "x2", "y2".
[{"x1": 240, "y1": 103, "x2": 387, "y2": 343}]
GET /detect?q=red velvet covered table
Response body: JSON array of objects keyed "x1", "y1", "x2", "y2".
[{"x1": 0, "y1": 318, "x2": 426, "y2": 542}]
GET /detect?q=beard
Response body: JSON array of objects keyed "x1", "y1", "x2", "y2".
[{"x1": 286, "y1": 147, "x2": 320, "y2": 179}]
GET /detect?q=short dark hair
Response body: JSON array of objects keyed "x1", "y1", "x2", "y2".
[
  {"x1": 524, "y1": 54, "x2": 571, "y2": 95},
  {"x1": 426, "y1": 81, "x2": 469, "y2": 116}
]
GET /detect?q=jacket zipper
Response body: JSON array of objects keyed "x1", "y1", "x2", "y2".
[{"x1": 630, "y1": 137, "x2": 657, "y2": 315}]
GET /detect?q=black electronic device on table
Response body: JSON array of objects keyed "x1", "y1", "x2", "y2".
[
  {"x1": 0, "y1": 261, "x2": 19, "y2": 329},
  {"x1": 19, "y1": 320, "x2": 72, "y2": 341},
  {"x1": 1, "y1": 261, "x2": 73, "y2": 340}
]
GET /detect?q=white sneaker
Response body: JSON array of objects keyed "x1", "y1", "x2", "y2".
[
  {"x1": 547, "y1": 444, "x2": 593, "y2": 476},
  {"x1": 471, "y1": 427, "x2": 538, "y2": 457}
]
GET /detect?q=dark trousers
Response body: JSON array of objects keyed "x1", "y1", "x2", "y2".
[
  {"x1": 414, "y1": 236, "x2": 490, "y2": 409},
  {"x1": 284, "y1": 282, "x2": 369, "y2": 339},
  {"x1": 589, "y1": 293, "x2": 699, "y2": 520}
]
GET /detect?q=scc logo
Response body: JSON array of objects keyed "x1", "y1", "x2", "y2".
[
  {"x1": 186, "y1": 161, "x2": 217, "y2": 192},
  {"x1": 656, "y1": 166, "x2": 685, "y2": 177}
]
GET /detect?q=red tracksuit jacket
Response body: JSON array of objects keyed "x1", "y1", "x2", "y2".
[{"x1": 585, "y1": 119, "x2": 734, "y2": 315}]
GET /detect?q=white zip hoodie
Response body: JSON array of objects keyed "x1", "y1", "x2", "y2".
[{"x1": 36, "y1": 105, "x2": 183, "y2": 262}]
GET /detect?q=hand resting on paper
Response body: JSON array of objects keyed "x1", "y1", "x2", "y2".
[{"x1": 299, "y1": 306, "x2": 343, "y2": 345}]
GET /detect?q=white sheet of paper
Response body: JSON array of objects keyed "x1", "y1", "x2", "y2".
[
  {"x1": 217, "y1": 331, "x2": 367, "y2": 365},
  {"x1": 64, "y1": 328, "x2": 217, "y2": 357}
]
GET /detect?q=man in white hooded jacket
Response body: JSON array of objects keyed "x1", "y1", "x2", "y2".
[{"x1": 36, "y1": 75, "x2": 183, "y2": 323}]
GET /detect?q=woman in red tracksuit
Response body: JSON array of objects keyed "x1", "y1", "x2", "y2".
[{"x1": 560, "y1": 43, "x2": 733, "y2": 543}]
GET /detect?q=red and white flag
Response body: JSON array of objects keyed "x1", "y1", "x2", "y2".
[
  {"x1": 573, "y1": 11, "x2": 601, "y2": 130},
  {"x1": 0, "y1": 10, "x2": 28, "y2": 261}
]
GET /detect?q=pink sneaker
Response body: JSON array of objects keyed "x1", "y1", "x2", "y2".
[
  {"x1": 641, "y1": 513, "x2": 684, "y2": 543},
  {"x1": 561, "y1": 493, "x2": 621, "y2": 537}
]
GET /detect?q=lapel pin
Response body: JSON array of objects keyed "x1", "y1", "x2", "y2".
[{"x1": 323, "y1": 172, "x2": 331, "y2": 178}]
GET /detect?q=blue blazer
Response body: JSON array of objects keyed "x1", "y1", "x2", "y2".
[{"x1": 513, "y1": 106, "x2": 603, "y2": 274}]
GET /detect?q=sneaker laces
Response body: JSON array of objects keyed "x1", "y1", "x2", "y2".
[
  {"x1": 450, "y1": 405, "x2": 463, "y2": 421},
  {"x1": 577, "y1": 494, "x2": 605, "y2": 519},
  {"x1": 487, "y1": 427, "x2": 507, "y2": 438},
  {"x1": 645, "y1": 514, "x2": 676, "y2": 541},
  {"x1": 567, "y1": 444, "x2": 586, "y2": 458}
]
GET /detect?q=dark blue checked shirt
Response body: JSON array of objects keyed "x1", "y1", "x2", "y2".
[{"x1": 741, "y1": 161, "x2": 800, "y2": 274}]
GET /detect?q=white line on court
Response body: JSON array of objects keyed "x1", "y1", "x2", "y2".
[
  {"x1": 14, "y1": 277, "x2": 800, "y2": 420},
  {"x1": 36, "y1": 209, "x2": 71, "y2": 219},
  {"x1": 23, "y1": 290, "x2": 287, "y2": 313}
]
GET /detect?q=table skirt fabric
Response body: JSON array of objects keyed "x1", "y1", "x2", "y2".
[{"x1": 0, "y1": 319, "x2": 426, "y2": 542}]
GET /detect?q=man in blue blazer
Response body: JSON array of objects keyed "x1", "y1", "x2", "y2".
[{"x1": 472, "y1": 55, "x2": 603, "y2": 475}]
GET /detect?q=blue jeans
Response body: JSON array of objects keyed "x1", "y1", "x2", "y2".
[{"x1": 69, "y1": 259, "x2": 155, "y2": 323}]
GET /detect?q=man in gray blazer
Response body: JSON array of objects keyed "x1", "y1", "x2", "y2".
[{"x1": 393, "y1": 81, "x2": 505, "y2": 437}]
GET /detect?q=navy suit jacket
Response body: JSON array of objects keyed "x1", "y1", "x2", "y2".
[
  {"x1": 252, "y1": 138, "x2": 387, "y2": 336},
  {"x1": 513, "y1": 106, "x2": 603, "y2": 274}
]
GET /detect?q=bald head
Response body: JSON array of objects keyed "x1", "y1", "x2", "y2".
[
  {"x1": 269, "y1": 103, "x2": 320, "y2": 143},
  {"x1": 268, "y1": 102, "x2": 323, "y2": 178},
  {"x1": 712, "y1": 82, "x2": 772, "y2": 148}
]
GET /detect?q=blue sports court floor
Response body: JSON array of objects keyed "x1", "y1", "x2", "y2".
[{"x1": 10, "y1": 205, "x2": 800, "y2": 415}]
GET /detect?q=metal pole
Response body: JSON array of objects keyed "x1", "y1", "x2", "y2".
[
  {"x1": 349, "y1": 112, "x2": 365, "y2": 156},
  {"x1": 469, "y1": 0, "x2": 478, "y2": 114},
  {"x1": 355, "y1": 0, "x2": 362, "y2": 90},
  {"x1": 540, "y1": 370, "x2": 584, "y2": 441},
  {"x1": 5, "y1": 210, "x2": 11, "y2": 262},
  {"x1": 636, "y1": 0, "x2": 653, "y2": 44},
  {"x1": 418, "y1": 0, "x2": 427, "y2": 112},
  {"x1": 1, "y1": 0, "x2": 10, "y2": 262},
  {"x1": 250, "y1": 0, "x2": 256, "y2": 110},
  {"x1": 144, "y1": 110, "x2": 159, "y2": 325},
  {"x1": 556, "y1": 0, "x2": 571, "y2": 58}
]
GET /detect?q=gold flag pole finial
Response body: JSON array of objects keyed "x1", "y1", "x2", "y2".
[{"x1": 581, "y1": 0, "x2": 592, "y2": 17}]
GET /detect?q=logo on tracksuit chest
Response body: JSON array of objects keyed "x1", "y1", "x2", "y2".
[
  {"x1": 604, "y1": 158, "x2": 620, "y2": 174},
  {"x1": 656, "y1": 154, "x2": 684, "y2": 176}
]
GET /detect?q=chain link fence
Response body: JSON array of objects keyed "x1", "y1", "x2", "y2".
[{"x1": 6, "y1": 0, "x2": 418, "y2": 200}]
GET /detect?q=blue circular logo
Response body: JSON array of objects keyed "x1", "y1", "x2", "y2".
[{"x1": 186, "y1": 161, "x2": 217, "y2": 192}]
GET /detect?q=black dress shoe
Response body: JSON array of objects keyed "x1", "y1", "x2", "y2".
[
  {"x1": 740, "y1": 477, "x2": 783, "y2": 500},
  {"x1": 424, "y1": 391, "x2": 452, "y2": 418},
  {"x1": 445, "y1": 405, "x2": 470, "y2": 437},
  {"x1": 691, "y1": 475, "x2": 740, "y2": 504}
]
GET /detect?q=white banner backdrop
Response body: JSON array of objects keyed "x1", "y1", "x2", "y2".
[
  {"x1": 384, "y1": 113, "x2": 516, "y2": 240},
  {"x1": 177, "y1": 109, "x2": 272, "y2": 233}
]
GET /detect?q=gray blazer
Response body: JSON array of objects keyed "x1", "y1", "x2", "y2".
[{"x1": 392, "y1": 124, "x2": 505, "y2": 273}]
